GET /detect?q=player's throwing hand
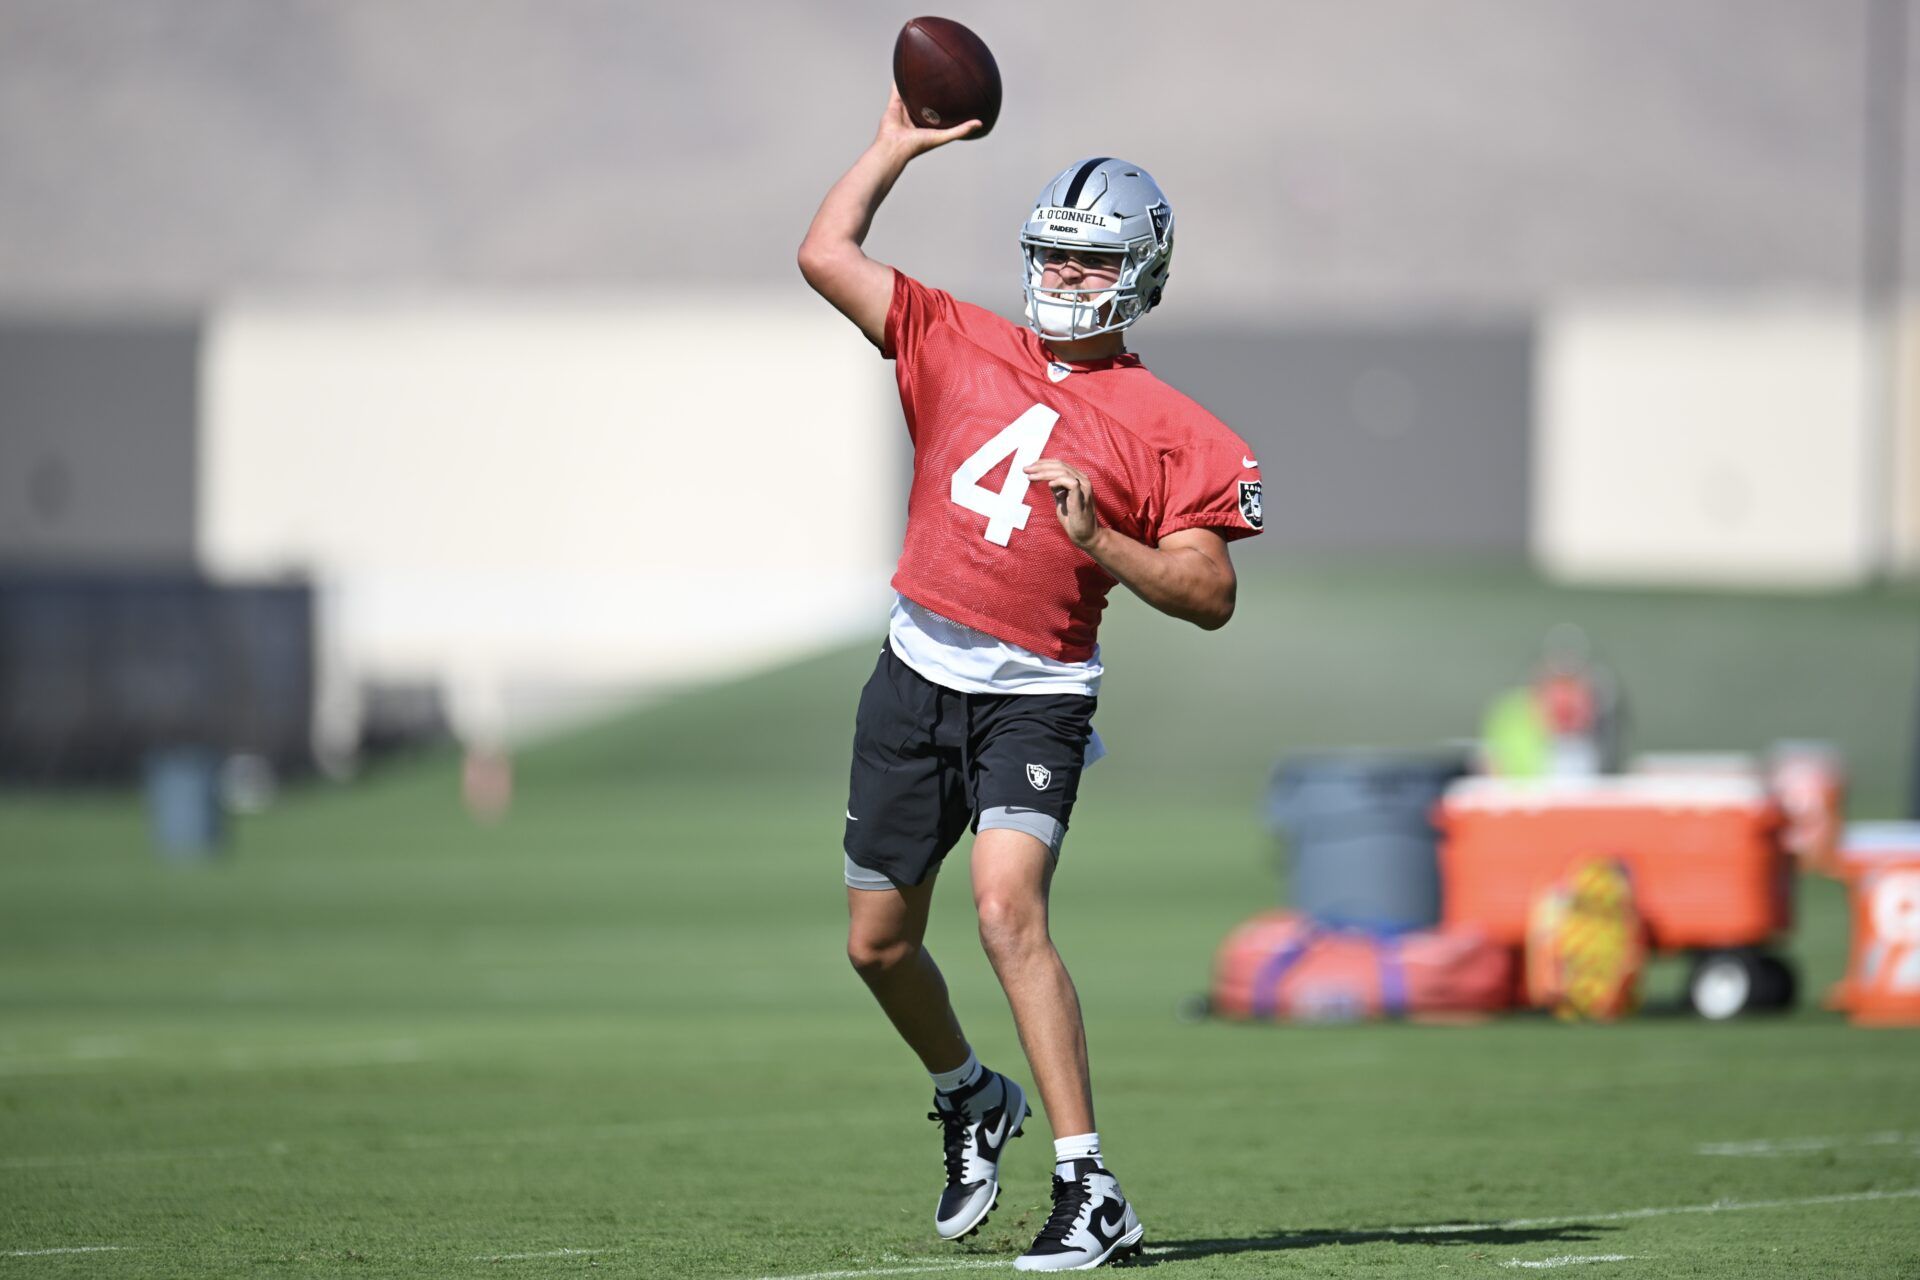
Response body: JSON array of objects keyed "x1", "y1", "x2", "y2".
[
  {"x1": 1024, "y1": 458, "x2": 1098, "y2": 550},
  {"x1": 876, "y1": 85, "x2": 980, "y2": 156}
]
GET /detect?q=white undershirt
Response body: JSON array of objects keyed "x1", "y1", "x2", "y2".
[
  {"x1": 887, "y1": 595, "x2": 1107, "y2": 767},
  {"x1": 888, "y1": 594, "x2": 1102, "y2": 695}
]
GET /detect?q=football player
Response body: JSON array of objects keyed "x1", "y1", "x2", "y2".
[{"x1": 798, "y1": 87, "x2": 1262, "y2": 1272}]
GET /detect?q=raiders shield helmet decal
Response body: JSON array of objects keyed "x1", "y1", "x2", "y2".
[{"x1": 1238, "y1": 480, "x2": 1264, "y2": 530}]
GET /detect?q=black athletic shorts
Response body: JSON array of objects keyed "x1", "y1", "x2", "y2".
[{"x1": 843, "y1": 645, "x2": 1098, "y2": 890}]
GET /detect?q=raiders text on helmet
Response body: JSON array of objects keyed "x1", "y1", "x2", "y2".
[{"x1": 1020, "y1": 158, "x2": 1175, "y2": 341}]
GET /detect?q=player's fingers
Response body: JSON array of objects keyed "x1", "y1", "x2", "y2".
[
  {"x1": 933, "y1": 119, "x2": 983, "y2": 144},
  {"x1": 908, "y1": 119, "x2": 982, "y2": 153}
]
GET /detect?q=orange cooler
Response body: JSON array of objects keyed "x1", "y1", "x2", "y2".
[
  {"x1": 1437, "y1": 777, "x2": 1791, "y2": 951},
  {"x1": 1829, "y1": 824, "x2": 1920, "y2": 1026}
]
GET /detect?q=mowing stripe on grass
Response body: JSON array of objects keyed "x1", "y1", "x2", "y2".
[
  {"x1": 2, "y1": 1246, "x2": 124, "y2": 1257},
  {"x1": 475, "y1": 1248, "x2": 607, "y2": 1261},
  {"x1": 744, "y1": 1265, "x2": 1008, "y2": 1280},
  {"x1": 0, "y1": 1039, "x2": 426, "y2": 1077},
  {"x1": 0, "y1": 1109, "x2": 882, "y2": 1170},
  {"x1": 738, "y1": 1188, "x2": 1920, "y2": 1280}
]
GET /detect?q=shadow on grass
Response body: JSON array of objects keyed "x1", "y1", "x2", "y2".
[{"x1": 1132, "y1": 1221, "x2": 1615, "y2": 1265}]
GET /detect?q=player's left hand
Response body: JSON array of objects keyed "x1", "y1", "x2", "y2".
[{"x1": 1025, "y1": 458, "x2": 1099, "y2": 550}]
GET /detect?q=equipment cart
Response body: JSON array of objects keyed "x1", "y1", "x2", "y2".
[{"x1": 1436, "y1": 776, "x2": 1796, "y2": 1018}]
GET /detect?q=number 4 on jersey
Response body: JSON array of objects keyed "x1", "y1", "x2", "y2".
[{"x1": 949, "y1": 404, "x2": 1060, "y2": 546}]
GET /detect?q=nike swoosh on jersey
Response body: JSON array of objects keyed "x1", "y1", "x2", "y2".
[
  {"x1": 845, "y1": 809, "x2": 859, "y2": 821},
  {"x1": 1242, "y1": 457, "x2": 1259, "y2": 469}
]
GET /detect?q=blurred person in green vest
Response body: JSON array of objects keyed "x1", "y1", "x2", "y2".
[{"x1": 1480, "y1": 623, "x2": 1625, "y2": 779}]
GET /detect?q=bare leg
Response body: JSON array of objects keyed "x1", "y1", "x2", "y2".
[
  {"x1": 846, "y1": 874, "x2": 971, "y2": 1073},
  {"x1": 970, "y1": 828, "x2": 1095, "y2": 1138}
]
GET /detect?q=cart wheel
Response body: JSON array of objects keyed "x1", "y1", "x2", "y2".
[
  {"x1": 1753, "y1": 954, "x2": 1799, "y2": 1011},
  {"x1": 1687, "y1": 950, "x2": 1763, "y2": 1020}
]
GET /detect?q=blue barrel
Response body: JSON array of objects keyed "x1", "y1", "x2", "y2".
[
  {"x1": 145, "y1": 747, "x2": 226, "y2": 860},
  {"x1": 1266, "y1": 752, "x2": 1467, "y2": 933}
]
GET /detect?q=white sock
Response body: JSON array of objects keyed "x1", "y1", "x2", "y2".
[
  {"x1": 1054, "y1": 1131, "x2": 1101, "y2": 1177},
  {"x1": 929, "y1": 1047, "x2": 983, "y2": 1095}
]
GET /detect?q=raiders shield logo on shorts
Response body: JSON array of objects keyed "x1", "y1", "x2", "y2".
[
  {"x1": 1238, "y1": 480, "x2": 1264, "y2": 530},
  {"x1": 1026, "y1": 763, "x2": 1052, "y2": 790}
]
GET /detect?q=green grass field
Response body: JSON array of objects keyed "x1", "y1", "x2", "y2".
[{"x1": 3, "y1": 562, "x2": 1918, "y2": 1278}]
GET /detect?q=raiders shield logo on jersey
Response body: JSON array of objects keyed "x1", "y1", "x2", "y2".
[
  {"x1": 1026, "y1": 762, "x2": 1052, "y2": 790},
  {"x1": 1238, "y1": 480, "x2": 1264, "y2": 530}
]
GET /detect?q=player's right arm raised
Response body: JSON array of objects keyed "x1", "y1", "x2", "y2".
[{"x1": 797, "y1": 87, "x2": 979, "y2": 348}]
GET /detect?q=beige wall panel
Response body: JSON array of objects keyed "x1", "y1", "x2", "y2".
[
  {"x1": 202, "y1": 298, "x2": 895, "y2": 739},
  {"x1": 1536, "y1": 305, "x2": 1872, "y2": 586},
  {"x1": 1897, "y1": 310, "x2": 1920, "y2": 574}
]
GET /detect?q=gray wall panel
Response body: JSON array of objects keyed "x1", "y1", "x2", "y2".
[
  {"x1": 0, "y1": 322, "x2": 200, "y2": 566},
  {"x1": 1143, "y1": 324, "x2": 1533, "y2": 553},
  {"x1": 0, "y1": 2, "x2": 1907, "y2": 307}
]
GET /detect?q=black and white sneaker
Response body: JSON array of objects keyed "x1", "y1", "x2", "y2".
[
  {"x1": 1013, "y1": 1159, "x2": 1145, "y2": 1271},
  {"x1": 929, "y1": 1069, "x2": 1029, "y2": 1240}
]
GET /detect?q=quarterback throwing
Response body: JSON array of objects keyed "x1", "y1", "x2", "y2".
[{"x1": 798, "y1": 87, "x2": 1261, "y2": 1271}]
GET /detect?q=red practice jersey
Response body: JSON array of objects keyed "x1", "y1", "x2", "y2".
[{"x1": 883, "y1": 270, "x2": 1262, "y2": 663}]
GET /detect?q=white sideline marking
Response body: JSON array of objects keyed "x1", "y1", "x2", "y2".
[
  {"x1": 734, "y1": 1187, "x2": 1920, "y2": 1280},
  {"x1": 2, "y1": 1246, "x2": 124, "y2": 1257},
  {"x1": 1697, "y1": 1132, "x2": 1916, "y2": 1157},
  {"x1": 476, "y1": 1248, "x2": 607, "y2": 1261},
  {"x1": 1427, "y1": 1186, "x2": 1920, "y2": 1232},
  {"x1": 1504, "y1": 1258, "x2": 1638, "y2": 1270}
]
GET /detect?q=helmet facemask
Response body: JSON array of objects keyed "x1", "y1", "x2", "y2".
[{"x1": 1021, "y1": 244, "x2": 1133, "y2": 341}]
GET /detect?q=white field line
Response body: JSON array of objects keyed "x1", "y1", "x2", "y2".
[
  {"x1": 1503, "y1": 1258, "x2": 1638, "y2": 1270},
  {"x1": 735, "y1": 1187, "x2": 1920, "y2": 1280},
  {"x1": 1439, "y1": 1186, "x2": 1920, "y2": 1231},
  {"x1": 1696, "y1": 1132, "x2": 1916, "y2": 1157},
  {"x1": 1, "y1": 1246, "x2": 125, "y2": 1257},
  {"x1": 476, "y1": 1248, "x2": 608, "y2": 1261},
  {"x1": 0, "y1": 1109, "x2": 879, "y2": 1171}
]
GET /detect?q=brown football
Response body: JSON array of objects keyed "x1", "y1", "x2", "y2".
[{"x1": 893, "y1": 16, "x2": 1001, "y2": 139}]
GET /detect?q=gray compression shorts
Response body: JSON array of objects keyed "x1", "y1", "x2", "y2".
[{"x1": 844, "y1": 806, "x2": 1066, "y2": 891}]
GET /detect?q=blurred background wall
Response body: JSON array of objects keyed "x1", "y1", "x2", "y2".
[{"x1": 1, "y1": 0, "x2": 1916, "y2": 762}]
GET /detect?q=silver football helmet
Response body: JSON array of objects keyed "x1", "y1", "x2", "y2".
[{"x1": 1020, "y1": 157, "x2": 1175, "y2": 341}]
